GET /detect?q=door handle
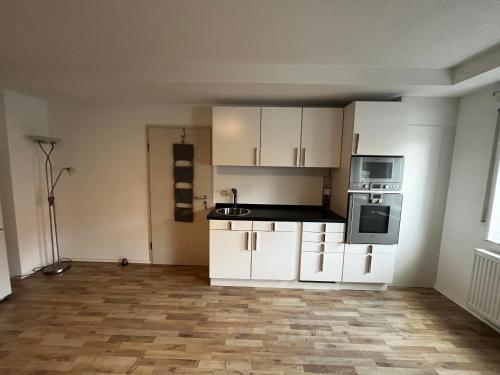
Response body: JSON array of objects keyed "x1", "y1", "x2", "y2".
[
  {"x1": 245, "y1": 232, "x2": 250, "y2": 251},
  {"x1": 271, "y1": 222, "x2": 276, "y2": 232},
  {"x1": 253, "y1": 232, "x2": 258, "y2": 251},
  {"x1": 301, "y1": 148, "x2": 306, "y2": 166},
  {"x1": 366, "y1": 254, "x2": 373, "y2": 274},
  {"x1": 194, "y1": 195, "x2": 207, "y2": 200},
  {"x1": 294, "y1": 148, "x2": 299, "y2": 166},
  {"x1": 353, "y1": 133, "x2": 360, "y2": 154},
  {"x1": 254, "y1": 147, "x2": 259, "y2": 166},
  {"x1": 319, "y1": 252, "x2": 324, "y2": 272}
]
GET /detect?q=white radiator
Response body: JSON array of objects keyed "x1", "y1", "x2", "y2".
[{"x1": 467, "y1": 248, "x2": 500, "y2": 328}]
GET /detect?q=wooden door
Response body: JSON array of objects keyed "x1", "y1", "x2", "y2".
[{"x1": 148, "y1": 127, "x2": 212, "y2": 265}]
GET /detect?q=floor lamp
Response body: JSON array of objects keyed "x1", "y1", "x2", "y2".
[{"x1": 29, "y1": 135, "x2": 73, "y2": 275}]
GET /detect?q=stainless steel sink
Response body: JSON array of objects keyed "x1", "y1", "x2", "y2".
[{"x1": 215, "y1": 207, "x2": 251, "y2": 216}]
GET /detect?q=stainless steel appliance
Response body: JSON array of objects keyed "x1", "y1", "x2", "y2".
[
  {"x1": 347, "y1": 192, "x2": 403, "y2": 244},
  {"x1": 349, "y1": 155, "x2": 404, "y2": 191}
]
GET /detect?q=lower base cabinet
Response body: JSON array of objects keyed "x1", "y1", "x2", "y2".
[
  {"x1": 209, "y1": 221, "x2": 297, "y2": 281},
  {"x1": 342, "y1": 244, "x2": 396, "y2": 283},
  {"x1": 251, "y1": 231, "x2": 296, "y2": 280},
  {"x1": 299, "y1": 252, "x2": 343, "y2": 282},
  {"x1": 209, "y1": 230, "x2": 251, "y2": 279}
]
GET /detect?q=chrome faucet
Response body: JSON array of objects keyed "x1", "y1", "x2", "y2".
[{"x1": 231, "y1": 188, "x2": 238, "y2": 208}]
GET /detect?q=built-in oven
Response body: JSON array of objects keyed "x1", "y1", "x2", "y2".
[
  {"x1": 349, "y1": 155, "x2": 404, "y2": 191},
  {"x1": 347, "y1": 192, "x2": 403, "y2": 244}
]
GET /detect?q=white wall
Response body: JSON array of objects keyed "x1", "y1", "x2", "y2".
[
  {"x1": 0, "y1": 90, "x2": 51, "y2": 276},
  {"x1": 47, "y1": 103, "x2": 211, "y2": 263},
  {"x1": 213, "y1": 166, "x2": 328, "y2": 205},
  {"x1": 436, "y1": 85, "x2": 500, "y2": 305},
  {"x1": 395, "y1": 97, "x2": 458, "y2": 287}
]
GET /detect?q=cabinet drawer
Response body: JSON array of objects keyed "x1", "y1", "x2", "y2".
[
  {"x1": 303, "y1": 222, "x2": 345, "y2": 233},
  {"x1": 344, "y1": 244, "x2": 397, "y2": 255},
  {"x1": 209, "y1": 220, "x2": 252, "y2": 231},
  {"x1": 300, "y1": 252, "x2": 343, "y2": 282},
  {"x1": 252, "y1": 221, "x2": 296, "y2": 232},
  {"x1": 342, "y1": 253, "x2": 395, "y2": 283},
  {"x1": 302, "y1": 232, "x2": 344, "y2": 243},
  {"x1": 301, "y1": 242, "x2": 344, "y2": 253}
]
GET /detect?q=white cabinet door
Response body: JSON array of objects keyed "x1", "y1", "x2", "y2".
[
  {"x1": 301, "y1": 108, "x2": 343, "y2": 167},
  {"x1": 352, "y1": 102, "x2": 408, "y2": 156},
  {"x1": 260, "y1": 107, "x2": 302, "y2": 167},
  {"x1": 209, "y1": 230, "x2": 251, "y2": 279},
  {"x1": 300, "y1": 252, "x2": 343, "y2": 282},
  {"x1": 342, "y1": 253, "x2": 395, "y2": 283},
  {"x1": 251, "y1": 231, "x2": 296, "y2": 280},
  {"x1": 212, "y1": 106, "x2": 261, "y2": 166}
]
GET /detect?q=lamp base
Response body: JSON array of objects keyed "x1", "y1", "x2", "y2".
[{"x1": 43, "y1": 260, "x2": 71, "y2": 275}]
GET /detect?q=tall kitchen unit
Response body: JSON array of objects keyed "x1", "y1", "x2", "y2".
[{"x1": 0, "y1": 200, "x2": 12, "y2": 302}]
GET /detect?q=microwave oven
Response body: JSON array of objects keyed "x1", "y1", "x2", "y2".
[{"x1": 349, "y1": 155, "x2": 404, "y2": 191}]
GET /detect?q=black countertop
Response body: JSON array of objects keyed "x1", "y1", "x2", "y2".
[{"x1": 207, "y1": 203, "x2": 346, "y2": 223}]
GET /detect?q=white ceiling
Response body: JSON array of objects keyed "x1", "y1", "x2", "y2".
[{"x1": 0, "y1": 0, "x2": 499, "y2": 104}]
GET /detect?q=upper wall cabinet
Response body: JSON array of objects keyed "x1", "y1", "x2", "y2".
[
  {"x1": 347, "y1": 102, "x2": 408, "y2": 156},
  {"x1": 212, "y1": 106, "x2": 261, "y2": 166},
  {"x1": 260, "y1": 107, "x2": 302, "y2": 167},
  {"x1": 301, "y1": 108, "x2": 343, "y2": 168},
  {"x1": 212, "y1": 106, "x2": 344, "y2": 168}
]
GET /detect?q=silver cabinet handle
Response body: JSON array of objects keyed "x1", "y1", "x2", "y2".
[
  {"x1": 319, "y1": 252, "x2": 324, "y2": 272},
  {"x1": 245, "y1": 232, "x2": 250, "y2": 251},
  {"x1": 194, "y1": 195, "x2": 207, "y2": 200},
  {"x1": 228, "y1": 221, "x2": 232, "y2": 230},
  {"x1": 294, "y1": 148, "x2": 299, "y2": 166},
  {"x1": 253, "y1": 232, "x2": 258, "y2": 251},
  {"x1": 481, "y1": 110, "x2": 500, "y2": 222},
  {"x1": 271, "y1": 222, "x2": 276, "y2": 232},
  {"x1": 366, "y1": 254, "x2": 373, "y2": 274},
  {"x1": 254, "y1": 147, "x2": 259, "y2": 166},
  {"x1": 353, "y1": 133, "x2": 360, "y2": 154},
  {"x1": 301, "y1": 148, "x2": 306, "y2": 166}
]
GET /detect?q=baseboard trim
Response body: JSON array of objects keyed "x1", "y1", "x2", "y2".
[
  {"x1": 211, "y1": 279, "x2": 388, "y2": 290},
  {"x1": 69, "y1": 257, "x2": 151, "y2": 264},
  {"x1": 434, "y1": 284, "x2": 500, "y2": 333}
]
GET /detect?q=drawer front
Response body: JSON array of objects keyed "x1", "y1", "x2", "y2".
[
  {"x1": 301, "y1": 242, "x2": 344, "y2": 253},
  {"x1": 344, "y1": 244, "x2": 397, "y2": 255},
  {"x1": 303, "y1": 222, "x2": 345, "y2": 233},
  {"x1": 252, "y1": 221, "x2": 296, "y2": 232},
  {"x1": 302, "y1": 232, "x2": 344, "y2": 243},
  {"x1": 342, "y1": 253, "x2": 395, "y2": 283},
  {"x1": 209, "y1": 220, "x2": 252, "y2": 231},
  {"x1": 300, "y1": 252, "x2": 343, "y2": 282}
]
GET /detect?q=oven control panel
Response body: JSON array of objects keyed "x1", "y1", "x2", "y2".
[{"x1": 349, "y1": 182, "x2": 402, "y2": 191}]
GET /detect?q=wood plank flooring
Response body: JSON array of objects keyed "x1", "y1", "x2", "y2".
[{"x1": 0, "y1": 262, "x2": 499, "y2": 374}]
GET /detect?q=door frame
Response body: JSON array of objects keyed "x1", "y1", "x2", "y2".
[{"x1": 145, "y1": 125, "x2": 212, "y2": 264}]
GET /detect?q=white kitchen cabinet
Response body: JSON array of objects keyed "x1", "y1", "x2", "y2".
[
  {"x1": 212, "y1": 106, "x2": 261, "y2": 166},
  {"x1": 302, "y1": 222, "x2": 345, "y2": 233},
  {"x1": 302, "y1": 232, "x2": 344, "y2": 243},
  {"x1": 209, "y1": 229, "x2": 251, "y2": 279},
  {"x1": 251, "y1": 230, "x2": 296, "y2": 280},
  {"x1": 347, "y1": 101, "x2": 408, "y2": 156},
  {"x1": 301, "y1": 108, "x2": 343, "y2": 167},
  {"x1": 301, "y1": 242, "x2": 344, "y2": 253},
  {"x1": 300, "y1": 252, "x2": 344, "y2": 282},
  {"x1": 209, "y1": 220, "x2": 297, "y2": 281},
  {"x1": 260, "y1": 107, "x2": 302, "y2": 167},
  {"x1": 342, "y1": 244, "x2": 396, "y2": 283}
]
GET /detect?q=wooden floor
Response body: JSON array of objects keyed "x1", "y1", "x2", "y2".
[{"x1": 0, "y1": 263, "x2": 499, "y2": 374}]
